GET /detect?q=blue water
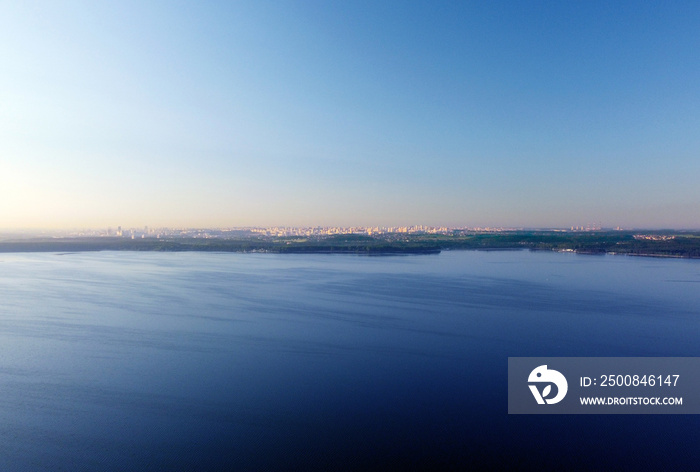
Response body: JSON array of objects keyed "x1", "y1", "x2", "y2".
[{"x1": 0, "y1": 250, "x2": 698, "y2": 470}]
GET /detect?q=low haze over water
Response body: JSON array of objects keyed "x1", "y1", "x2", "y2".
[{"x1": 1, "y1": 250, "x2": 699, "y2": 470}]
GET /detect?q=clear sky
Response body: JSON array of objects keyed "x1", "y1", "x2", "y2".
[{"x1": 2, "y1": 1, "x2": 699, "y2": 230}]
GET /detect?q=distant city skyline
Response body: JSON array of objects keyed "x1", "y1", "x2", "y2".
[
  {"x1": 0, "y1": 223, "x2": 687, "y2": 240},
  {"x1": 2, "y1": 1, "x2": 699, "y2": 230}
]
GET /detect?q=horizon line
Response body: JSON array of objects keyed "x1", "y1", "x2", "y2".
[{"x1": 2, "y1": 225, "x2": 699, "y2": 234}]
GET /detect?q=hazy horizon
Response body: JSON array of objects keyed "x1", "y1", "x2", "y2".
[
  {"x1": 2, "y1": 2, "x2": 699, "y2": 230},
  {"x1": 2, "y1": 223, "x2": 699, "y2": 234}
]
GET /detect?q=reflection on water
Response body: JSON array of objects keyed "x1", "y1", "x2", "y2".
[{"x1": 0, "y1": 250, "x2": 698, "y2": 470}]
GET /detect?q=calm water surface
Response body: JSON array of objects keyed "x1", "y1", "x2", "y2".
[{"x1": 0, "y1": 250, "x2": 698, "y2": 470}]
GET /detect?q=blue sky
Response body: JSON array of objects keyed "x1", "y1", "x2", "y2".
[{"x1": 1, "y1": 1, "x2": 699, "y2": 229}]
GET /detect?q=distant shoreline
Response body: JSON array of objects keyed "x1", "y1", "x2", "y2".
[{"x1": 1, "y1": 231, "x2": 700, "y2": 259}]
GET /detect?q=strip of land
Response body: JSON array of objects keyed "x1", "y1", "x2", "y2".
[{"x1": 1, "y1": 231, "x2": 700, "y2": 258}]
